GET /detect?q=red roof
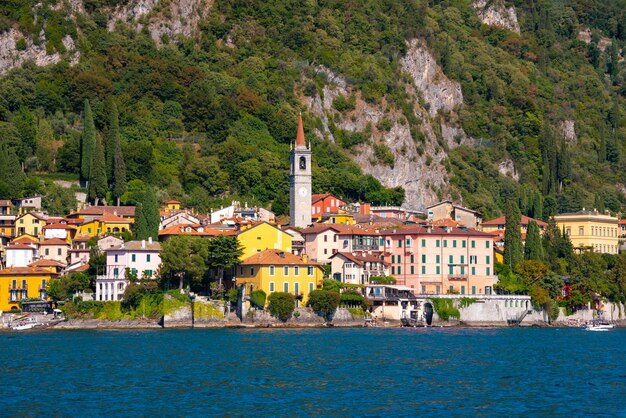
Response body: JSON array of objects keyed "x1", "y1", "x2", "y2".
[
  {"x1": 73, "y1": 205, "x2": 136, "y2": 217},
  {"x1": 97, "y1": 212, "x2": 132, "y2": 223},
  {"x1": 382, "y1": 226, "x2": 493, "y2": 237},
  {"x1": 330, "y1": 252, "x2": 389, "y2": 266},
  {"x1": 73, "y1": 235, "x2": 92, "y2": 242},
  {"x1": 43, "y1": 222, "x2": 77, "y2": 230},
  {"x1": 12, "y1": 236, "x2": 38, "y2": 244},
  {"x1": 241, "y1": 249, "x2": 319, "y2": 266},
  {"x1": 0, "y1": 266, "x2": 59, "y2": 276},
  {"x1": 40, "y1": 238, "x2": 69, "y2": 246},
  {"x1": 0, "y1": 200, "x2": 14, "y2": 206},
  {"x1": 159, "y1": 224, "x2": 235, "y2": 237},
  {"x1": 28, "y1": 259, "x2": 66, "y2": 267},
  {"x1": 6, "y1": 243, "x2": 37, "y2": 250}
]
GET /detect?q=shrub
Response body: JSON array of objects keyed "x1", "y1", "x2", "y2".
[
  {"x1": 332, "y1": 94, "x2": 356, "y2": 112},
  {"x1": 308, "y1": 289, "x2": 340, "y2": 322},
  {"x1": 339, "y1": 290, "x2": 364, "y2": 307},
  {"x1": 431, "y1": 298, "x2": 460, "y2": 321},
  {"x1": 267, "y1": 292, "x2": 295, "y2": 321},
  {"x1": 16, "y1": 38, "x2": 27, "y2": 51},
  {"x1": 369, "y1": 276, "x2": 396, "y2": 284},
  {"x1": 228, "y1": 288, "x2": 239, "y2": 304},
  {"x1": 250, "y1": 289, "x2": 267, "y2": 308}
]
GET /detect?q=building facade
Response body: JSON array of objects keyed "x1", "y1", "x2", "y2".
[
  {"x1": 427, "y1": 200, "x2": 482, "y2": 228},
  {"x1": 554, "y1": 210, "x2": 619, "y2": 254},
  {"x1": 236, "y1": 249, "x2": 323, "y2": 306},
  {"x1": 237, "y1": 222, "x2": 292, "y2": 260},
  {"x1": 95, "y1": 239, "x2": 162, "y2": 301},
  {"x1": 289, "y1": 115, "x2": 312, "y2": 228},
  {"x1": 329, "y1": 252, "x2": 388, "y2": 285},
  {"x1": 381, "y1": 226, "x2": 496, "y2": 295},
  {"x1": 0, "y1": 267, "x2": 57, "y2": 311}
]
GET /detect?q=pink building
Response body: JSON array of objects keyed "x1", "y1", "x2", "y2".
[
  {"x1": 301, "y1": 224, "x2": 380, "y2": 264},
  {"x1": 96, "y1": 238, "x2": 162, "y2": 301},
  {"x1": 381, "y1": 226, "x2": 496, "y2": 295}
]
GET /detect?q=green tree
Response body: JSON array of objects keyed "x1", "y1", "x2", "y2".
[
  {"x1": 35, "y1": 118, "x2": 55, "y2": 171},
  {"x1": 159, "y1": 235, "x2": 210, "y2": 290},
  {"x1": 107, "y1": 102, "x2": 127, "y2": 204},
  {"x1": 141, "y1": 187, "x2": 159, "y2": 240},
  {"x1": 267, "y1": 291, "x2": 295, "y2": 321},
  {"x1": 307, "y1": 289, "x2": 340, "y2": 322},
  {"x1": 81, "y1": 99, "x2": 96, "y2": 184},
  {"x1": 524, "y1": 220, "x2": 544, "y2": 261},
  {"x1": 0, "y1": 146, "x2": 25, "y2": 199},
  {"x1": 504, "y1": 201, "x2": 523, "y2": 268},
  {"x1": 206, "y1": 235, "x2": 244, "y2": 292},
  {"x1": 88, "y1": 136, "x2": 107, "y2": 205},
  {"x1": 133, "y1": 202, "x2": 149, "y2": 240}
]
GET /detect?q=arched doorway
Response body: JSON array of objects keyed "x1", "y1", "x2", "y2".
[{"x1": 424, "y1": 302, "x2": 434, "y2": 326}]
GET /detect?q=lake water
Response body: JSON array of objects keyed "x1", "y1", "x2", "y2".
[{"x1": 1, "y1": 328, "x2": 624, "y2": 416}]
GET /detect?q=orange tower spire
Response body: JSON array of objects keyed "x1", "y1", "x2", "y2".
[{"x1": 295, "y1": 113, "x2": 306, "y2": 147}]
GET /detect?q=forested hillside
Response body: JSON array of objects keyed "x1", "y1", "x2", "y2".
[{"x1": 0, "y1": 0, "x2": 625, "y2": 219}]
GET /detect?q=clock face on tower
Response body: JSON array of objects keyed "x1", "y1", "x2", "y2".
[{"x1": 298, "y1": 187, "x2": 308, "y2": 197}]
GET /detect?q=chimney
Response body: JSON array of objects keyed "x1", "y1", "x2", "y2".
[
  {"x1": 148, "y1": 236, "x2": 152, "y2": 244},
  {"x1": 279, "y1": 251, "x2": 285, "y2": 259},
  {"x1": 141, "y1": 240, "x2": 146, "y2": 249}
]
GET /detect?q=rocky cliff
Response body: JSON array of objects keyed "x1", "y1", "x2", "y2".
[
  {"x1": 304, "y1": 39, "x2": 472, "y2": 210},
  {"x1": 472, "y1": 0, "x2": 520, "y2": 34}
]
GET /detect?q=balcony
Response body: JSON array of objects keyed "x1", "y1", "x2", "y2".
[
  {"x1": 447, "y1": 274, "x2": 469, "y2": 281},
  {"x1": 352, "y1": 244, "x2": 380, "y2": 251}
]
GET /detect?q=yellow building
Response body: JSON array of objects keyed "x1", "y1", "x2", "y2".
[
  {"x1": 0, "y1": 267, "x2": 58, "y2": 311},
  {"x1": 237, "y1": 222, "x2": 292, "y2": 260},
  {"x1": 164, "y1": 200, "x2": 181, "y2": 211},
  {"x1": 15, "y1": 212, "x2": 47, "y2": 239},
  {"x1": 237, "y1": 249, "x2": 323, "y2": 306},
  {"x1": 318, "y1": 213, "x2": 356, "y2": 225},
  {"x1": 77, "y1": 212, "x2": 133, "y2": 238},
  {"x1": 554, "y1": 210, "x2": 619, "y2": 254}
]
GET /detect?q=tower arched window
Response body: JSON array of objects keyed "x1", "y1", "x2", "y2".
[{"x1": 299, "y1": 156, "x2": 306, "y2": 170}]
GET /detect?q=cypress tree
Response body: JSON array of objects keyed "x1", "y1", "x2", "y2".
[
  {"x1": 0, "y1": 146, "x2": 25, "y2": 199},
  {"x1": 81, "y1": 100, "x2": 96, "y2": 184},
  {"x1": 524, "y1": 220, "x2": 544, "y2": 261},
  {"x1": 134, "y1": 202, "x2": 149, "y2": 240},
  {"x1": 88, "y1": 137, "x2": 108, "y2": 205},
  {"x1": 504, "y1": 201, "x2": 523, "y2": 269},
  {"x1": 107, "y1": 103, "x2": 127, "y2": 204},
  {"x1": 142, "y1": 187, "x2": 160, "y2": 239}
]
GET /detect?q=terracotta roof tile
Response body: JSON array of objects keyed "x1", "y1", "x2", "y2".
[
  {"x1": 481, "y1": 215, "x2": 548, "y2": 227},
  {"x1": 28, "y1": 259, "x2": 66, "y2": 267},
  {"x1": 40, "y1": 238, "x2": 70, "y2": 246},
  {"x1": 241, "y1": 249, "x2": 320, "y2": 266},
  {"x1": 0, "y1": 266, "x2": 59, "y2": 276}
]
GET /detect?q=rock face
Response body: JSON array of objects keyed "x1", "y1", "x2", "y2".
[
  {"x1": 304, "y1": 39, "x2": 472, "y2": 210},
  {"x1": 0, "y1": 29, "x2": 79, "y2": 75},
  {"x1": 559, "y1": 120, "x2": 577, "y2": 143},
  {"x1": 498, "y1": 159, "x2": 519, "y2": 181},
  {"x1": 473, "y1": 0, "x2": 520, "y2": 34},
  {"x1": 108, "y1": 0, "x2": 213, "y2": 45}
]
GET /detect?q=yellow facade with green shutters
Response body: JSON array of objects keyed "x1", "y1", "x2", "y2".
[
  {"x1": 237, "y1": 222, "x2": 292, "y2": 260},
  {"x1": 554, "y1": 211, "x2": 619, "y2": 254},
  {"x1": 236, "y1": 249, "x2": 323, "y2": 306},
  {"x1": 0, "y1": 267, "x2": 58, "y2": 311},
  {"x1": 15, "y1": 213, "x2": 47, "y2": 239}
]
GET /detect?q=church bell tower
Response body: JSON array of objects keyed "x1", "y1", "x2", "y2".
[{"x1": 289, "y1": 115, "x2": 312, "y2": 228}]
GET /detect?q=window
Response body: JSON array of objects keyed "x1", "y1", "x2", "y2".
[
  {"x1": 250, "y1": 268, "x2": 255, "y2": 275},
  {"x1": 114, "y1": 254, "x2": 118, "y2": 263},
  {"x1": 421, "y1": 239, "x2": 426, "y2": 247},
  {"x1": 461, "y1": 286, "x2": 465, "y2": 295},
  {"x1": 41, "y1": 279, "x2": 46, "y2": 289},
  {"x1": 449, "y1": 255, "x2": 453, "y2": 264},
  {"x1": 398, "y1": 240, "x2": 402, "y2": 248},
  {"x1": 410, "y1": 255, "x2": 414, "y2": 263},
  {"x1": 462, "y1": 240, "x2": 466, "y2": 248},
  {"x1": 579, "y1": 227, "x2": 584, "y2": 236},
  {"x1": 309, "y1": 282, "x2": 314, "y2": 292},
  {"x1": 397, "y1": 255, "x2": 401, "y2": 263},
  {"x1": 487, "y1": 267, "x2": 491, "y2": 276},
  {"x1": 471, "y1": 240, "x2": 475, "y2": 248},
  {"x1": 324, "y1": 235, "x2": 328, "y2": 242},
  {"x1": 45, "y1": 248, "x2": 49, "y2": 256},
  {"x1": 294, "y1": 282, "x2": 299, "y2": 296},
  {"x1": 472, "y1": 286, "x2": 476, "y2": 295},
  {"x1": 284, "y1": 266, "x2": 289, "y2": 276},
  {"x1": 324, "y1": 249, "x2": 328, "y2": 255},
  {"x1": 239, "y1": 267, "x2": 243, "y2": 275},
  {"x1": 391, "y1": 255, "x2": 395, "y2": 263},
  {"x1": 436, "y1": 255, "x2": 440, "y2": 263},
  {"x1": 460, "y1": 255, "x2": 465, "y2": 264},
  {"x1": 449, "y1": 265, "x2": 453, "y2": 274},
  {"x1": 308, "y1": 266, "x2": 314, "y2": 276},
  {"x1": 486, "y1": 256, "x2": 491, "y2": 264},
  {"x1": 294, "y1": 266, "x2": 299, "y2": 276},
  {"x1": 436, "y1": 240, "x2": 440, "y2": 248},
  {"x1": 436, "y1": 266, "x2": 440, "y2": 274},
  {"x1": 391, "y1": 266, "x2": 395, "y2": 275},
  {"x1": 472, "y1": 267, "x2": 476, "y2": 275},
  {"x1": 421, "y1": 266, "x2": 426, "y2": 274},
  {"x1": 410, "y1": 266, "x2": 414, "y2": 274},
  {"x1": 421, "y1": 254, "x2": 426, "y2": 263},
  {"x1": 131, "y1": 254, "x2": 136, "y2": 262},
  {"x1": 397, "y1": 266, "x2": 401, "y2": 274},
  {"x1": 485, "y1": 240, "x2": 490, "y2": 249},
  {"x1": 147, "y1": 254, "x2": 151, "y2": 262},
  {"x1": 269, "y1": 282, "x2": 275, "y2": 292},
  {"x1": 57, "y1": 248, "x2": 62, "y2": 256},
  {"x1": 269, "y1": 265, "x2": 275, "y2": 276},
  {"x1": 449, "y1": 285, "x2": 454, "y2": 293},
  {"x1": 406, "y1": 239, "x2": 411, "y2": 247},
  {"x1": 453, "y1": 240, "x2": 457, "y2": 248},
  {"x1": 114, "y1": 268, "x2": 119, "y2": 278},
  {"x1": 283, "y1": 282, "x2": 289, "y2": 292},
  {"x1": 443, "y1": 240, "x2": 447, "y2": 248}
]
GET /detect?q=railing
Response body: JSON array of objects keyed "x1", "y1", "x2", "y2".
[
  {"x1": 352, "y1": 244, "x2": 380, "y2": 251},
  {"x1": 447, "y1": 274, "x2": 469, "y2": 280}
]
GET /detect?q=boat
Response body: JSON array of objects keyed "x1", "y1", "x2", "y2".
[
  {"x1": 9, "y1": 316, "x2": 44, "y2": 331},
  {"x1": 584, "y1": 321, "x2": 615, "y2": 332}
]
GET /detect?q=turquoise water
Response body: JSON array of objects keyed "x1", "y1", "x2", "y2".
[{"x1": 1, "y1": 328, "x2": 625, "y2": 416}]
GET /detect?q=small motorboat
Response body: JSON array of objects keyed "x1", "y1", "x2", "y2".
[{"x1": 584, "y1": 322, "x2": 615, "y2": 332}]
